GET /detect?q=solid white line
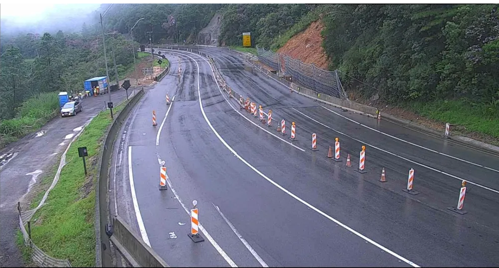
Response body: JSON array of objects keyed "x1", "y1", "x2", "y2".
[
  {"x1": 183, "y1": 52, "x2": 419, "y2": 268},
  {"x1": 214, "y1": 204, "x2": 269, "y2": 267},
  {"x1": 293, "y1": 108, "x2": 499, "y2": 195},
  {"x1": 320, "y1": 105, "x2": 499, "y2": 174},
  {"x1": 168, "y1": 50, "x2": 305, "y2": 152},
  {"x1": 156, "y1": 95, "x2": 176, "y2": 146},
  {"x1": 160, "y1": 161, "x2": 238, "y2": 267},
  {"x1": 128, "y1": 146, "x2": 151, "y2": 247}
]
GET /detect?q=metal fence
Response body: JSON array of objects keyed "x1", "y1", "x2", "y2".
[{"x1": 256, "y1": 46, "x2": 348, "y2": 100}]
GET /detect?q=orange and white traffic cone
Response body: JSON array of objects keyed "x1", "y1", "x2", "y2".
[
  {"x1": 152, "y1": 110, "x2": 157, "y2": 126},
  {"x1": 449, "y1": 181, "x2": 467, "y2": 214},
  {"x1": 281, "y1": 119, "x2": 286, "y2": 136},
  {"x1": 188, "y1": 200, "x2": 205, "y2": 243},
  {"x1": 159, "y1": 165, "x2": 168, "y2": 190},
  {"x1": 327, "y1": 146, "x2": 333, "y2": 158},
  {"x1": 380, "y1": 168, "x2": 386, "y2": 182},
  {"x1": 290, "y1": 122, "x2": 296, "y2": 141},
  {"x1": 267, "y1": 110, "x2": 272, "y2": 127},
  {"x1": 346, "y1": 154, "x2": 351, "y2": 167},
  {"x1": 166, "y1": 94, "x2": 171, "y2": 105}
]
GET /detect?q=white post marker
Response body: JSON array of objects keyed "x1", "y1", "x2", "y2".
[
  {"x1": 403, "y1": 168, "x2": 419, "y2": 195},
  {"x1": 445, "y1": 123, "x2": 450, "y2": 138}
]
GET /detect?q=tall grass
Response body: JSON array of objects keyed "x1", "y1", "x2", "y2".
[
  {"x1": 408, "y1": 100, "x2": 499, "y2": 138},
  {"x1": 0, "y1": 92, "x2": 59, "y2": 148}
]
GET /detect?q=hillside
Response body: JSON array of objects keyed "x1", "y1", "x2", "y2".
[{"x1": 277, "y1": 20, "x2": 329, "y2": 69}]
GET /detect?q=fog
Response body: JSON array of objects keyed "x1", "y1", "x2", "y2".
[{"x1": 0, "y1": 3, "x2": 103, "y2": 36}]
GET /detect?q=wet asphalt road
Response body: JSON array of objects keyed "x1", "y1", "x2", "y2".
[
  {"x1": 0, "y1": 88, "x2": 133, "y2": 267},
  {"x1": 117, "y1": 47, "x2": 499, "y2": 267}
]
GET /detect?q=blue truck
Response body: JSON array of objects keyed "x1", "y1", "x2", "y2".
[{"x1": 84, "y1": 76, "x2": 108, "y2": 96}]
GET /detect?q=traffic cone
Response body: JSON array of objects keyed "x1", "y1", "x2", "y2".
[
  {"x1": 346, "y1": 154, "x2": 351, "y2": 167},
  {"x1": 327, "y1": 146, "x2": 333, "y2": 158},
  {"x1": 277, "y1": 123, "x2": 281, "y2": 132},
  {"x1": 380, "y1": 168, "x2": 386, "y2": 182}
]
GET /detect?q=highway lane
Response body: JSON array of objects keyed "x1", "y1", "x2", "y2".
[
  {"x1": 116, "y1": 47, "x2": 499, "y2": 267},
  {"x1": 175, "y1": 48, "x2": 499, "y2": 266}
]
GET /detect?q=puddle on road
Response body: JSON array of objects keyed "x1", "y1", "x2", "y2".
[
  {"x1": 59, "y1": 142, "x2": 66, "y2": 146},
  {"x1": 0, "y1": 151, "x2": 17, "y2": 169},
  {"x1": 64, "y1": 133, "x2": 75, "y2": 140},
  {"x1": 36, "y1": 130, "x2": 46, "y2": 137},
  {"x1": 26, "y1": 170, "x2": 43, "y2": 193},
  {"x1": 73, "y1": 126, "x2": 83, "y2": 132}
]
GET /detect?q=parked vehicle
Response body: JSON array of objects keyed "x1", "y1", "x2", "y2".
[{"x1": 61, "y1": 101, "x2": 82, "y2": 117}]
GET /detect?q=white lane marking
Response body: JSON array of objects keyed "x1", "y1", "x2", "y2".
[
  {"x1": 156, "y1": 95, "x2": 176, "y2": 146},
  {"x1": 169, "y1": 50, "x2": 305, "y2": 152},
  {"x1": 128, "y1": 146, "x2": 151, "y2": 247},
  {"x1": 183, "y1": 51, "x2": 418, "y2": 268},
  {"x1": 320, "y1": 105, "x2": 499, "y2": 174},
  {"x1": 159, "y1": 157, "x2": 238, "y2": 267},
  {"x1": 214, "y1": 204, "x2": 268, "y2": 267},
  {"x1": 64, "y1": 133, "x2": 74, "y2": 140},
  {"x1": 293, "y1": 108, "x2": 499, "y2": 195}
]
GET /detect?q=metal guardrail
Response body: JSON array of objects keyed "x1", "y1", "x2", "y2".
[{"x1": 256, "y1": 46, "x2": 348, "y2": 100}]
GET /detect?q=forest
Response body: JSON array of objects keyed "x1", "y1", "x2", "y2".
[{"x1": 1, "y1": 4, "x2": 499, "y2": 145}]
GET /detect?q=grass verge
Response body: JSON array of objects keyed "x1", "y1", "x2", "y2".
[
  {"x1": 137, "y1": 51, "x2": 150, "y2": 59},
  {"x1": 408, "y1": 99, "x2": 499, "y2": 139},
  {"x1": 229, "y1": 46, "x2": 257, "y2": 55},
  {"x1": 0, "y1": 92, "x2": 59, "y2": 150},
  {"x1": 25, "y1": 101, "x2": 126, "y2": 267},
  {"x1": 153, "y1": 57, "x2": 169, "y2": 68}
]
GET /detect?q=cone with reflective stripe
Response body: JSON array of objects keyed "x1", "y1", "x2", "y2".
[
  {"x1": 448, "y1": 180, "x2": 467, "y2": 215},
  {"x1": 346, "y1": 154, "x2": 351, "y2": 167},
  {"x1": 277, "y1": 122, "x2": 281, "y2": 132},
  {"x1": 188, "y1": 200, "x2": 205, "y2": 243},
  {"x1": 327, "y1": 146, "x2": 333, "y2": 158},
  {"x1": 159, "y1": 166, "x2": 168, "y2": 190},
  {"x1": 380, "y1": 168, "x2": 386, "y2": 182}
]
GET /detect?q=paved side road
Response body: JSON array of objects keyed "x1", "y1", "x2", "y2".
[{"x1": 0, "y1": 89, "x2": 134, "y2": 267}]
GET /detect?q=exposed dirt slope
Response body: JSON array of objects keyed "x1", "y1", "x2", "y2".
[{"x1": 277, "y1": 20, "x2": 330, "y2": 70}]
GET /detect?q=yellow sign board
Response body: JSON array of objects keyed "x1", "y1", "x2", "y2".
[{"x1": 242, "y1": 32, "x2": 251, "y2": 47}]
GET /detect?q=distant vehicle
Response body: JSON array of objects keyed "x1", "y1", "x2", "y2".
[{"x1": 61, "y1": 101, "x2": 82, "y2": 117}]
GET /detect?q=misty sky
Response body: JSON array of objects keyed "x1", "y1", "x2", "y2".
[{"x1": 1, "y1": 3, "x2": 102, "y2": 35}]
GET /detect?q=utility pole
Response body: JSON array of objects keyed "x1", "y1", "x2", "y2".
[
  {"x1": 130, "y1": 18, "x2": 144, "y2": 86},
  {"x1": 147, "y1": 31, "x2": 153, "y2": 79},
  {"x1": 100, "y1": 13, "x2": 113, "y2": 119},
  {"x1": 111, "y1": 43, "x2": 120, "y2": 93}
]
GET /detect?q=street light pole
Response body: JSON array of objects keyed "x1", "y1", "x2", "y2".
[
  {"x1": 130, "y1": 18, "x2": 145, "y2": 86},
  {"x1": 100, "y1": 13, "x2": 113, "y2": 119}
]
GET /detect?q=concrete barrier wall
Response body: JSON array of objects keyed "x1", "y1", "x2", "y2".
[
  {"x1": 96, "y1": 88, "x2": 145, "y2": 267},
  {"x1": 111, "y1": 215, "x2": 169, "y2": 267}
]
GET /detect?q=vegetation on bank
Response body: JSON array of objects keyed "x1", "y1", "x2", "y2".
[
  {"x1": 229, "y1": 46, "x2": 257, "y2": 55},
  {"x1": 24, "y1": 101, "x2": 125, "y2": 267}
]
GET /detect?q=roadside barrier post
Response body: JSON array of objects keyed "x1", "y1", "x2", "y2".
[
  {"x1": 312, "y1": 133, "x2": 318, "y2": 151},
  {"x1": 290, "y1": 122, "x2": 296, "y2": 141},
  {"x1": 445, "y1": 123, "x2": 450, "y2": 138},
  {"x1": 403, "y1": 168, "x2": 419, "y2": 195},
  {"x1": 188, "y1": 200, "x2": 205, "y2": 243},
  {"x1": 281, "y1": 120, "x2": 286, "y2": 136},
  {"x1": 159, "y1": 163, "x2": 167, "y2": 190},
  {"x1": 357, "y1": 145, "x2": 366, "y2": 173},
  {"x1": 267, "y1": 110, "x2": 272, "y2": 127},
  {"x1": 152, "y1": 110, "x2": 157, "y2": 126},
  {"x1": 448, "y1": 181, "x2": 467, "y2": 215},
  {"x1": 334, "y1": 138, "x2": 341, "y2": 162}
]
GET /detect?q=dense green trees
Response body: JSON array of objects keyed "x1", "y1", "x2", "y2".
[{"x1": 322, "y1": 4, "x2": 499, "y2": 116}]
